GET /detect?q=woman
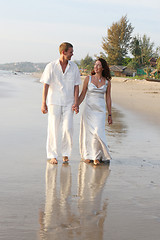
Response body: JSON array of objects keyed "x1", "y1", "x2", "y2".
[{"x1": 78, "y1": 58, "x2": 112, "y2": 165}]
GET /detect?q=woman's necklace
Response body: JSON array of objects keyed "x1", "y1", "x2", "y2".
[{"x1": 95, "y1": 76, "x2": 102, "y2": 83}]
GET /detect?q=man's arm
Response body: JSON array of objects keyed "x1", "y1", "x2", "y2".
[
  {"x1": 41, "y1": 83, "x2": 49, "y2": 114},
  {"x1": 74, "y1": 85, "x2": 79, "y2": 105},
  {"x1": 73, "y1": 85, "x2": 79, "y2": 114}
]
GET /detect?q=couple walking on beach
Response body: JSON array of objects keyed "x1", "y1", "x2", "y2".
[{"x1": 41, "y1": 42, "x2": 112, "y2": 166}]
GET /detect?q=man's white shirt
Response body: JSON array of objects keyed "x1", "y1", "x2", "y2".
[{"x1": 40, "y1": 59, "x2": 81, "y2": 106}]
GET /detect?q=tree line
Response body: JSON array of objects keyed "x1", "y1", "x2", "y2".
[
  {"x1": 78, "y1": 15, "x2": 160, "y2": 76},
  {"x1": 0, "y1": 62, "x2": 47, "y2": 73}
]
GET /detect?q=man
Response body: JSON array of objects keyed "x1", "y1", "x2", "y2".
[{"x1": 41, "y1": 42, "x2": 81, "y2": 164}]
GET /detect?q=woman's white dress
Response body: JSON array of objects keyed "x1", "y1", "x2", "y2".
[{"x1": 80, "y1": 76, "x2": 111, "y2": 161}]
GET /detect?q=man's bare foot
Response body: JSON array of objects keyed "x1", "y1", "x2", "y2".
[
  {"x1": 93, "y1": 159, "x2": 100, "y2": 165},
  {"x1": 49, "y1": 158, "x2": 58, "y2": 164},
  {"x1": 63, "y1": 156, "x2": 69, "y2": 163},
  {"x1": 84, "y1": 159, "x2": 91, "y2": 163}
]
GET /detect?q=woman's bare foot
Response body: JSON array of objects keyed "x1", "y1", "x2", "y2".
[
  {"x1": 63, "y1": 156, "x2": 69, "y2": 163},
  {"x1": 84, "y1": 159, "x2": 91, "y2": 163},
  {"x1": 49, "y1": 158, "x2": 58, "y2": 164},
  {"x1": 93, "y1": 159, "x2": 100, "y2": 165}
]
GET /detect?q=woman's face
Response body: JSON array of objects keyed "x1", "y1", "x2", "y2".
[{"x1": 94, "y1": 60, "x2": 103, "y2": 74}]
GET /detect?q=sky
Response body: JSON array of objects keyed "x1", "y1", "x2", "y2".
[{"x1": 0, "y1": 0, "x2": 160, "y2": 63}]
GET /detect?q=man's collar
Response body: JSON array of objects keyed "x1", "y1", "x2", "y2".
[
  {"x1": 56, "y1": 59, "x2": 71, "y2": 65},
  {"x1": 55, "y1": 59, "x2": 60, "y2": 65}
]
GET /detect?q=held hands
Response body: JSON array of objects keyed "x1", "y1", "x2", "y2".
[
  {"x1": 72, "y1": 104, "x2": 79, "y2": 114},
  {"x1": 41, "y1": 103, "x2": 48, "y2": 114}
]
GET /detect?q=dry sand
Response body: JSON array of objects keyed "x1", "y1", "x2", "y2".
[{"x1": 111, "y1": 77, "x2": 160, "y2": 124}]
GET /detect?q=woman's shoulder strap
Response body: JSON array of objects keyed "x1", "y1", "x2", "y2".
[{"x1": 105, "y1": 78, "x2": 109, "y2": 85}]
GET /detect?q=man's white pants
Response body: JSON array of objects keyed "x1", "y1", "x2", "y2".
[{"x1": 47, "y1": 104, "x2": 73, "y2": 159}]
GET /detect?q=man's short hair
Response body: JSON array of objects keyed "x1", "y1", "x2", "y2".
[{"x1": 59, "y1": 42, "x2": 73, "y2": 54}]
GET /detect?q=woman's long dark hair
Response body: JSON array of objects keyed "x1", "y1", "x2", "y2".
[{"x1": 91, "y1": 58, "x2": 111, "y2": 80}]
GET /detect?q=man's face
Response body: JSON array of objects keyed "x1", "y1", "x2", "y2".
[{"x1": 64, "y1": 47, "x2": 73, "y2": 60}]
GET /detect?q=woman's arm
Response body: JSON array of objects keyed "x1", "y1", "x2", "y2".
[
  {"x1": 106, "y1": 80, "x2": 112, "y2": 124},
  {"x1": 78, "y1": 76, "x2": 89, "y2": 105},
  {"x1": 74, "y1": 85, "x2": 79, "y2": 106}
]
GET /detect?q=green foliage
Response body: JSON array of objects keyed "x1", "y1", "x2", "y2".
[
  {"x1": 127, "y1": 59, "x2": 140, "y2": 70},
  {"x1": 79, "y1": 54, "x2": 94, "y2": 72},
  {"x1": 140, "y1": 34, "x2": 154, "y2": 66},
  {"x1": 156, "y1": 58, "x2": 160, "y2": 79},
  {"x1": 156, "y1": 57, "x2": 160, "y2": 70},
  {"x1": 102, "y1": 15, "x2": 134, "y2": 65},
  {"x1": 101, "y1": 15, "x2": 157, "y2": 71},
  {"x1": 152, "y1": 46, "x2": 160, "y2": 58},
  {"x1": 130, "y1": 36, "x2": 141, "y2": 57},
  {"x1": 122, "y1": 57, "x2": 132, "y2": 66},
  {"x1": 130, "y1": 75, "x2": 145, "y2": 80},
  {"x1": 130, "y1": 34, "x2": 154, "y2": 67},
  {"x1": 144, "y1": 67, "x2": 151, "y2": 77}
]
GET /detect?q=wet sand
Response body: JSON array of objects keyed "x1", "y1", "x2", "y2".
[{"x1": 0, "y1": 71, "x2": 160, "y2": 240}]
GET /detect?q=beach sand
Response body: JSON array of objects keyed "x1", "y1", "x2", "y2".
[
  {"x1": 0, "y1": 72, "x2": 160, "y2": 240},
  {"x1": 111, "y1": 77, "x2": 160, "y2": 124}
]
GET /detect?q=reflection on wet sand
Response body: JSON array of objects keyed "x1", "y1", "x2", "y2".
[
  {"x1": 77, "y1": 162, "x2": 110, "y2": 240},
  {"x1": 105, "y1": 106, "x2": 128, "y2": 156},
  {"x1": 39, "y1": 163, "x2": 73, "y2": 240},
  {"x1": 106, "y1": 106, "x2": 128, "y2": 141},
  {"x1": 39, "y1": 162, "x2": 110, "y2": 240}
]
